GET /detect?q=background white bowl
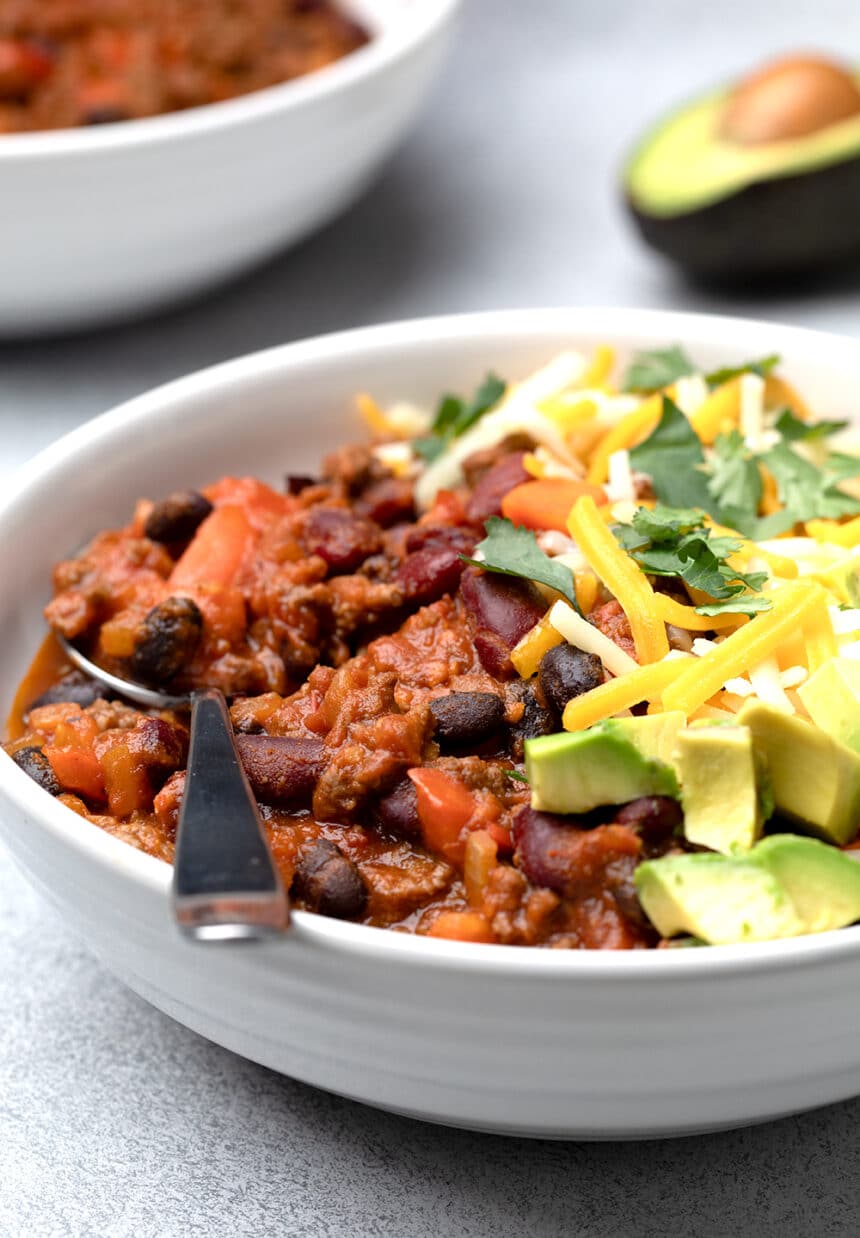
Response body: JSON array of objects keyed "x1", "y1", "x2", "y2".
[
  {"x1": 0, "y1": 0, "x2": 457, "y2": 336},
  {"x1": 3, "y1": 308, "x2": 860, "y2": 1139}
]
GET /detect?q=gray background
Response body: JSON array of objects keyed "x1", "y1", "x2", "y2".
[{"x1": 4, "y1": 2, "x2": 860, "y2": 1234}]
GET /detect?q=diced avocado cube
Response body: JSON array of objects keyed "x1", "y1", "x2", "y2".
[
  {"x1": 818, "y1": 553, "x2": 860, "y2": 607},
  {"x1": 634, "y1": 852, "x2": 804, "y2": 944},
  {"x1": 798, "y1": 657, "x2": 860, "y2": 754},
  {"x1": 676, "y1": 724, "x2": 769, "y2": 854},
  {"x1": 737, "y1": 700, "x2": 860, "y2": 845},
  {"x1": 525, "y1": 724, "x2": 678, "y2": 815},
  {"x1": 753, "y1": 834, "x2": 860, "y2": 934},
  {"x1": 609, "y1": 710, "x2": 686, "y2": 771}
]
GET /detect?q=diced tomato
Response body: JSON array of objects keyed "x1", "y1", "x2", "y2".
[
  {"x1": 44, "y1": 746, "x2": 106, "y2": 802},
  {"x1": 169, "y1": 505, "x2": 256, "y2": 591},
  {"x1": 426, "y1": 910, "x2": 494, "y2": 943},
  {"x1": 408, "y1": 767, "x2": 477, "y2": 865},
  {"x1": 204, "y1": 477, "x2": 290, "y2": 529}
]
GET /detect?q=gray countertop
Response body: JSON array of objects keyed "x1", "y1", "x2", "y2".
[{"x1": 4, "y1": 3, "x2": 860, "y2": 1234}]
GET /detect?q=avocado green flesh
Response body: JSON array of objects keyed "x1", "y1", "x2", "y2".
[
  {"x1": 798, "y1": 657, "x2": 860, "y2": 753},
  {"x1": 625, "y1": 79, "x2": 860, "y2": 217},
  {"x1": 676, "y1": 725, "x2": 766, "y2": 854},
  {"x1": 635, "y1": 852, "x2": 804, "y2": 944},
  {"x1": 635, "y1": 835, "x2": 860, "y2": 944},
  {"x1": 737, "y1": 700, "x2": 860, "y2": 845},
  {"x1": 524, "y1": 725, "x2": 677, "y2": 815}
]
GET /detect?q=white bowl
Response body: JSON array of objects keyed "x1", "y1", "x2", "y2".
[
  {"x1": 4, "y1": 308, "x2": 860, "y2": 1140},
  {"x1": 0, "y1": 0, "x2": 457, "y2": 336}
]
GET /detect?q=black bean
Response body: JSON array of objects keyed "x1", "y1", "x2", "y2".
[
  {"x1": 144, "y1": 491, "x2": 213, "y2": 545},
  {"x1": 234, "y1": 734, "x2": 323, "y2": 807},
  {"x1": 508, "y1": 682, "x2": 558, "y2": 760},
  {"x1": 538, "y1": 644, "x2": 604, "y2": 715},
  {"x1": 292, "y1": 839, "x2": 368, "y2": 920},
  {"x1": 285, "y1": 475, "x2": 318, "y2": 496},
  {"x1": 129, "y1": 596, "x2": 203, "y2": 685},
  {"x1": 26, "y1": 670, "x2": 105, "y2": 715},
  {"x1": 429, "y1": 692, "x2": 506, "y2": 750},
  {"x1": 83, "y1": 106, "x2": 129, "y2": 125},
  {"x1": 11, "y1": 746, "x2": 61, "y2": 795}
]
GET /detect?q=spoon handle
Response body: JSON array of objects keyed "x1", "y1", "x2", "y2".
[{"x1": 172, "y1": 689, "x2": 289, "y2": 940}]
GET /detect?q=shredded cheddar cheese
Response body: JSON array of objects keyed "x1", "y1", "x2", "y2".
[
  {"x1": 567, "y1": 495, "x2": 670, "y2": 663},
  {"x1": 562, "y1": 655, "x2": 694, "y2": 732}
]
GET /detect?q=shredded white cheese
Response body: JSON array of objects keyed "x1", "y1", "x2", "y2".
[
  {"x1": 372, "y1": 442, "x2": 419, "y2": 478},
  {"x1": 536, "y1": 530, "x2": 577, "y2": 557},
  {"x1": 780, "y1": 665, "x2": 809, "y2": 689},
  {"x1": 739, "y1": 373, "x2": 767, "y2": 450},
  {"x1": 604, "y1": 450, "x2": 636, "y2": 504},
  {"x1": 830, "y1": 606, "x2": 860, "y2": 636},
  {"x1": 723, "y1": 676, "x2": 755, "y2": 697},
  {"x1": 384, "y1": 401, "x2": 432, "y2": 438},
  {"x1": 692, "y1": 637, "x2": 719, "y2": 657},
  {"x1": 547, "y1": 599, "x2": 638, "y2": 678},
  {"x1": 749, "y1": 655, "x2": 795, "y2": 714},
  {"x1": 673, "y1": 374, "x2": 709, "y2": 416}
]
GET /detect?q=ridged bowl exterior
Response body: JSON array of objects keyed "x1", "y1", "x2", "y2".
[{"x1": 3, "y1": 308, "x2": 860, "y2": 1137}]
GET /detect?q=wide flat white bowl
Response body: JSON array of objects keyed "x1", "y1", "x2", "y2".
[
  {"x1": 3, "y1": 308, "x2": 860, "y2": 1139},
  {"x1": 0, "y1": 0, "x2": 457, "y2": 335}
]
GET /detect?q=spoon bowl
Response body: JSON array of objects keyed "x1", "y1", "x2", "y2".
[{"x1": 58, "y1": 635, "x2": 289, "y2": 941}]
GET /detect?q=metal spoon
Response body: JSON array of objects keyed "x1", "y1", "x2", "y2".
[{"x1": 57, "y1": 636, "x2": 289, "y2": 942}]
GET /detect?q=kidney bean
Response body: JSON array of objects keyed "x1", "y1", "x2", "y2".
[
  {"x1": 404, "y1": 525, "x2": 477, "y2": 556},
  {"x1": 124, "y1": 717, "x2": 185, "y2": 774},
  {"x1": 144, "y1": 490, "x2": 213, "y2": 545},
  {"x1": 0, "y1": 38, "x2": 54, "y2": 98},
  {"x1": 234, "y1": 734, "x2": 324, "y2": 807},
  {"x1": 460, "y1": 567, "x2": 546, "y2": 678},
  {"x1": 429, "y1": 692, "x2": 506, "y2": 750},
  {"x1": 304, "y1": 508, "x2": 382, "y2": 574},
  {"x1": 614, "y1": 796, "x2": 683, "y2": 844},
  {"x1": 26, "y1": 671, "x2": 105, "y2": 715},
  {"x1": 292, "y1": 838, "x2": 368, "y2": 920},
  {"x1": 513, "y1": 807, "x2": 640, "y2": 898},
  {"x1": 359, "y1": 477, "x2": 415, "y2": 528},
  {"x1": 11, "y1": 746, "x2": 61, "y2": 796},
  {"x1": 130, "y1": 596, "x2": 203, "y2": 685},
  {"x1": 538, "y1": 645, "x2": 604, "y2": 715},
  {"x1": 375, "y1": 777, "x2": 421, "y2": 839},
  {"x1": 396, "y1": 546, "x2": 464, "y2": 605},
  {"x1": 465, "y1": 452, "x2": 530, "y2": 524}
]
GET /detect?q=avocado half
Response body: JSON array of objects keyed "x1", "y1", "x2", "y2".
[{"x1": 624, "y1": 81, "x2": 860, "y2": 280}]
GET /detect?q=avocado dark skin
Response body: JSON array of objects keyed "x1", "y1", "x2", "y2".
[{"x1": 629, "y1": 155, "x2": 860, "y2": 283}]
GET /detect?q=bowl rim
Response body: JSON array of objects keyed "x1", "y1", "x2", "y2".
[
  {"x1": 6, "y1": 304, "x2": 860, "y2": 979},
  {"x1": 0, "y1": 0, "x2": 459, "y2": 162}
]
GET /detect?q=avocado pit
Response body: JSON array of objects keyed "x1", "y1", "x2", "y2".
[{"x1": 720, "y1": 54, "x2": 860, "y2": 145}]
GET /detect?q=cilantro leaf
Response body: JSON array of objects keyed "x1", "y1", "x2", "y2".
[
  {"x1": 462, "y1": 517, "x2": 581, "y2": 613},
  {"x1": 694, "y1": 597, "x2": 774, "y2": 617},
  {"x1": 504, "y1": 769, "x2": 529, "y2": 783},
  {"x1": 706, "y1": 431, "x2": 763, "y2": 536},
  {"x1": 613, "y1": 505, "x2": 770, "y2": 611},
  {"x1": 628, "y1": 397, "x2": 714, "y2": 511},
  {"x1": 704, "y1": 354, "x2": 780, "y2": 387},
  {"x1": 758, "y1": 440, "x2": 860, "y2": 531},
  {"x1": 774, "y1": 407, "x2": 848, "y2": 442},
  {"x1": 413, "y1": 373, "x2": 506, "y2": 462},
  {"x1": 622, "y1": 346, "x2": 696, "y2": 393}
]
